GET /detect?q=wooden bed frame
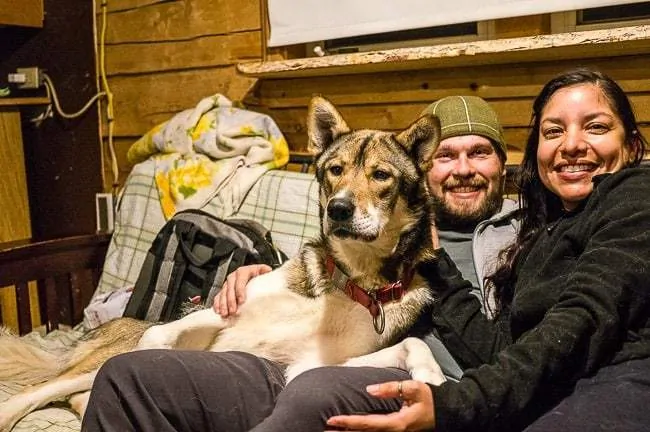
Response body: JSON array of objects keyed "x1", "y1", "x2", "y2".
[{"x1": 0, "y1": 233, "x2": 111, "y2": 335}]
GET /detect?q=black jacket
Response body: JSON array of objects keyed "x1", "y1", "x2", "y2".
[{"x1": 429, "y1": 167, "x2": 650, "y2": 431}]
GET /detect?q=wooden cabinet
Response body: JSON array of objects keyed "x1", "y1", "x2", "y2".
[
  {"x1": 0, "y1": 97, "x2": 48, "y2": 243},
  {"x1": 0, "y1": 0, "x2": 44, "y2": 28}
]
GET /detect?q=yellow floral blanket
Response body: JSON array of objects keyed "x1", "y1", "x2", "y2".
[{"x1": 127, "y1": 94, "x2": 289, "y2": 219}]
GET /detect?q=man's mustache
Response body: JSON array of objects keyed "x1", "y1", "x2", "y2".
[{"x1": 443, "y1": 179, "x2": 488, "y2": 191}]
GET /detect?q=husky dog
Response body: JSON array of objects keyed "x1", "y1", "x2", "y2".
[{"x1": 0, "y1": 96, "x2": 445, "y2": 431}]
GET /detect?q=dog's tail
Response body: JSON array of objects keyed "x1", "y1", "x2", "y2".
[{"x1": 0, "y1": 327, "x2": 69, "y2": 385}]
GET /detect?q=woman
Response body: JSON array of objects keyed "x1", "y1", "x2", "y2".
[{"x1": 327, "y1": 68, "x2": 650, "y2": 431}]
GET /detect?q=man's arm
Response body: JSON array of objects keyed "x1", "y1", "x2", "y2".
[{"x1": 421, "y1": 247, "x2": 511, "y2": 369}]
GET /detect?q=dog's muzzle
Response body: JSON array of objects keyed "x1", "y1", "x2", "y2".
[
  {"x1": 327, "y1": 198, "x2": 355, "y2": 223},
  {"x1": 326, "y1": 198, "x2": 356, "y2": 237}
]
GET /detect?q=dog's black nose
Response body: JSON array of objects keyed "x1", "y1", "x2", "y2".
[{"x1": 327, "y1": 198, "x2": 355, "y2": 222}]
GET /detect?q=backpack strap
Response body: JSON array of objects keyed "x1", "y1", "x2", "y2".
[
  {"x1": 144, "y1": 228, "x2": 181, "y2": 321},
  {"x1": 202, "y1": 247, "x2": 248, "y2": 308}
]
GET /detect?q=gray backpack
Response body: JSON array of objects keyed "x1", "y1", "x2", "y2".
[{"x1": 123, "y1": 209, "x2": 287, "y2": 322}]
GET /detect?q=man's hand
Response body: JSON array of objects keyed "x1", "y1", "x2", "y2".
[
  {"x1": 326, "y1": 380, "x2": 436, "y2": 431},
  {"x1": 213, "y1": 264, "x2": 273, "y2": 317}
]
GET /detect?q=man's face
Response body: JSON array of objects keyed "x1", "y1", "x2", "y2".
[{"x1": 427, "y1": 135, "x2": 506, "y2": 229}]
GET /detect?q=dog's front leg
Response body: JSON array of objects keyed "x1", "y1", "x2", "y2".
[
  {"x1": 342, "y1": 338, "x2": 446, "y2": 385},
  {"x1": 0, "y1": 370, "x2": 96, "y2": 432},
  {"x1": 136, "y1": 308, "x2": 226, "y2": 351}
]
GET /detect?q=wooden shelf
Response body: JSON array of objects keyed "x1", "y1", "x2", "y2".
[
  {"x1": 0, "y1": 97, "x2": 50, "y2": 107},
  {"x1": 238, "y1": 25, "x2": 650, "y2": 79}
]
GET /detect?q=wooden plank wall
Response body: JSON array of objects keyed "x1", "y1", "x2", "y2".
[
  {"x1": 101, "y1": 0, "x2": 264, "y2": 187},
  {"x1": 247, "y1": 55, "x2": 650, "y2": 165},
  {"x1": 103, "y1": 5, "x2": 650, "y2": 183}
]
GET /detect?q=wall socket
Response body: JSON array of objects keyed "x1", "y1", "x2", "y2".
[
  {"x1": 8, "y1": 67, "x2": 42, "y2": 89},
  {"x1": 95, "y1": 193, "x2": 115, "y2": 233}
]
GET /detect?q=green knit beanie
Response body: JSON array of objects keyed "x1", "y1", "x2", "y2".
[{"x1": 421, "y1": 96, "x2": 507, "y2": 160}]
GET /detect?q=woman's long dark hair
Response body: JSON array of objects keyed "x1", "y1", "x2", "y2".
[{"x1": 487, "y1": 68, "x2": 647, "y2": 314}]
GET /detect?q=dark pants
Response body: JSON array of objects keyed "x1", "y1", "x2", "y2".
[
  {"x1": 523, "y1": 357, "x2": 650, "y2": 432},
  {"x1": 82, "y1": 351, "x2": 650, "y2": 432},
  {"x1": 81, "y1": 350, "x2": 406, "y2": 432}
]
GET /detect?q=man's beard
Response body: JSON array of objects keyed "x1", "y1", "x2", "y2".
[{"x1": 431, "y1": 179, "x2": 504, "y2": 231}]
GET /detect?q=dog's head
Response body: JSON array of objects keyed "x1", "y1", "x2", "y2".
[{"x1": 307, "y1": 96, "x2": 440, "y2": 248}]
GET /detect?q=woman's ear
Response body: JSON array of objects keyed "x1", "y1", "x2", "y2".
[{"x1": 627, "y1": 132, "x2": 642, "y2": 165}]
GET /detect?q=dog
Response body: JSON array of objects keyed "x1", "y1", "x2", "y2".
[{"x1": 0, "y1": 96, "x2": 445, "y2": 431}]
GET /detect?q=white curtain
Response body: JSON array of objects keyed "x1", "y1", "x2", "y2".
[{"x1": 267, "y1": 0, "x2": 647, "y2": 47}]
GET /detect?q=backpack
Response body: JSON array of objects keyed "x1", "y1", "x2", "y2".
[{"x1": 123, "y1": 209, "x2": 287, "y2": 323}]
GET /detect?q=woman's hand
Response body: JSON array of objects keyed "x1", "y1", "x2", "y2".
[
  {"x1": 326, "y1": 380, "x2": 436, "y2": 431},
  {"x1": 213, "y1": 264, "x2": 273, "y2": 317}
]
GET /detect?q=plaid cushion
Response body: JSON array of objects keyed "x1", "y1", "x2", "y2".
[
  {"x1": 230, "y1": 170, "x2": 320, "y2": 258},
  {"x1": 95, "y1": 167, "x2": 319, "y2": 299}
]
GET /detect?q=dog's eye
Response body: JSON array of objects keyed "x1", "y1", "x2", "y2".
[
  {"x1": 329, "y1": 165, "x2": 343, "y2": 176},
  {"x1": 372, "y1": 170, "x2": 391, "y2": 181}
]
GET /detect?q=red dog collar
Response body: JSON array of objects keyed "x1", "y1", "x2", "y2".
[{"x1": 325, "y1": 256, "x2": 414, "y2": 333}]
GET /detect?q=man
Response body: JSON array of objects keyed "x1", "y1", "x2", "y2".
[{"x1": 81, "y1": 96, "x2": 519, "y2": 432}]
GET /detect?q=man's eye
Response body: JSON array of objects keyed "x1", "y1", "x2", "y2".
[
  {"x1": 435, "y1": 152, "x2": 453, "y2": 160},
  {"x1": 470, "y1": 148, "x2": 490, "y2": 157},
  {"x1": 329, "y1": 165, "x2": 343, "y2": 176},
  {"x1": 372, "y1": 170, "x2": 391, "y2": 181}
]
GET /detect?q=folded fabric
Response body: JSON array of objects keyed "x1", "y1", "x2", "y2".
[
  {"x1": 83, "y1": 287, "x2": 133, "y2": 329},
  {"x1": 127, "y1": 94, "x2": 289, "y2": 219}
]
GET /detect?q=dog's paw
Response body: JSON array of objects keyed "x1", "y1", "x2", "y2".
[
  {"x1": 402, "y1": 337, "x2": 446, "y2": 386},
  {"x1": 410, "y1": 364, "x2": 446, "y2": 386}
]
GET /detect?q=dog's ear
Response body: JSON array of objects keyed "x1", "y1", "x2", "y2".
[
  {"x1": 395, "y1": 114, "x2": 441, "y2": 173},
  {"x1": 307, "y1": 96, "x2": 351, "y2": 156}
]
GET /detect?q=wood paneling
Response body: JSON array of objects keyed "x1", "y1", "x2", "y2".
[
  {"x1": 0, "y1": 103, "x2": 35, "y2": 333},
  {"x1": 246, "y1": 54, "x2": 650, "y2": 159},
  {"x1": 0, "y1": 108, "x2": 31, "y2": 243},
  {"x1": 103, "y1": 4, "x2": 650, "y2": 183},
  {"x1": 103, "y1": 0, "x2": 260, "y2": 43},
  {"x1": 109, "y1": 66, "x2": 257, "y2": 136},
  {"x1": 0, "y1": 0, "x2": 43, "y2": 27},
  {"x1": 100, "y1": 0, "x2": 266, "y2": 190},
  {"x1": 106, "y1": 31, "x2": 262, "y2": 75}
]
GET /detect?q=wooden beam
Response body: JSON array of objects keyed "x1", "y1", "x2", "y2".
[{"x1": 237, "y1": 25, "x2": 650, "y2": 79}]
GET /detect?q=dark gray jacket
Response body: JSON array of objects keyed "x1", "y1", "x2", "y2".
[{"x1": 432, "y1": 168, "x2": 650, "y2": 431}]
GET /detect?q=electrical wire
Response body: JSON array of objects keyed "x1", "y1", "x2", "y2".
[
  {"x1": 42, "y1": 73, "x2": 106, "y2": 119},
  {"x1": 92, "y1": 0, "x2": 107, "y2": 193},
  {"x1": 98, "y1": 0, "x2": 119, "y2": 194},
  {"x1": 39, "y1": 0, "x2": 119, "y2": 197}
]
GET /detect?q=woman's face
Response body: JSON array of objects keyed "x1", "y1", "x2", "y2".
[{"x1": 537, "y1": 83, "x2": 631, "y2": 210}]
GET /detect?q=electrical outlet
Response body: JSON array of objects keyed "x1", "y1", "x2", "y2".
[
  {"x1": 15, "y1": 67, "x2": 42, "y2": 89},
  {"x1": 95, "y1": 193, "x2": 115, "y2": 233}
]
